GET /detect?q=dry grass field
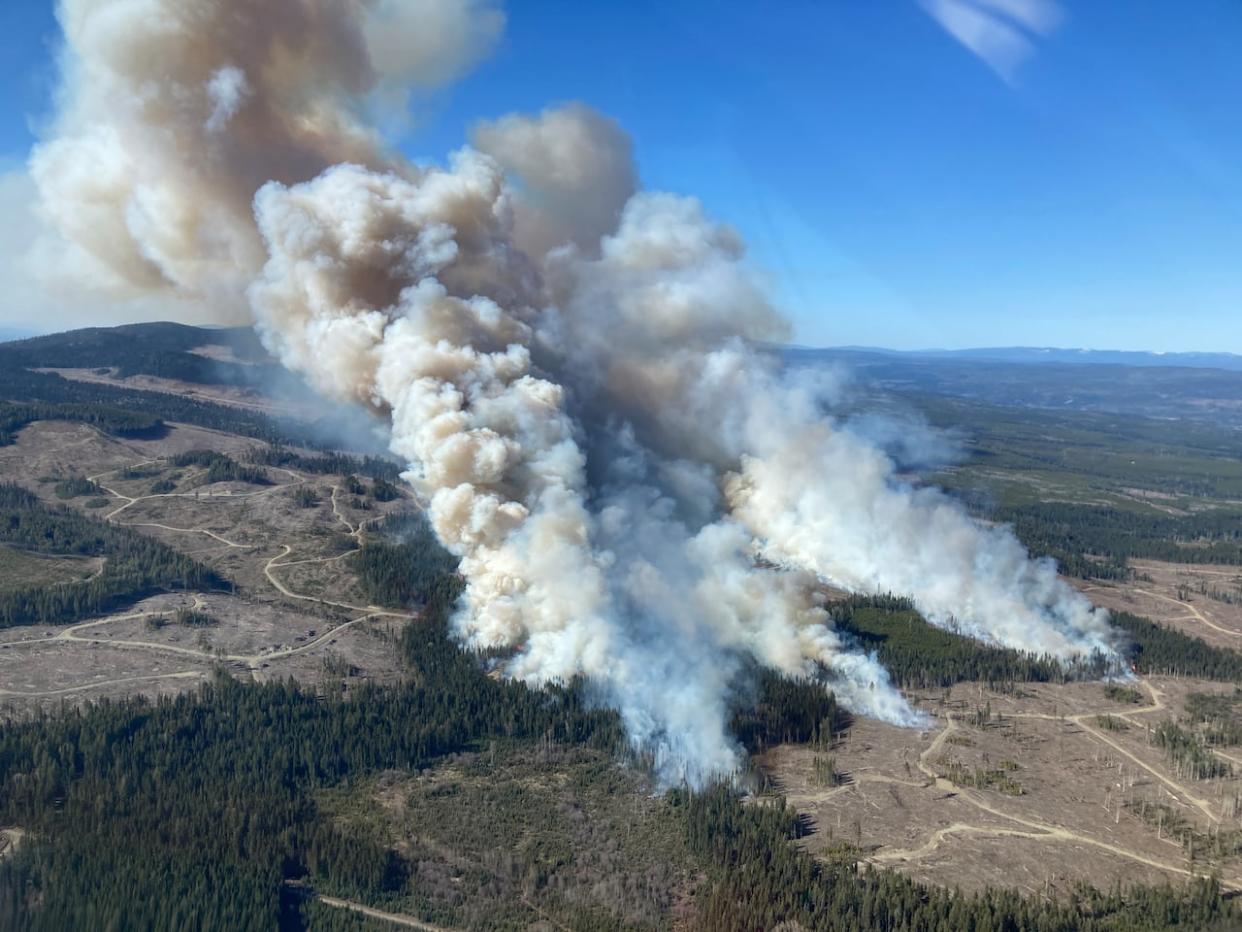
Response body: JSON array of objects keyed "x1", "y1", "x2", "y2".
[
  {"x1": 1076, "y1": 560, "x2": 1242, "y2": 650},
  {"x1": 0, "y1": 418, "x2": 417, "y2": 712},
  {"x1": 763, "y1": 675, "x2": 1242, "y2": 897}
]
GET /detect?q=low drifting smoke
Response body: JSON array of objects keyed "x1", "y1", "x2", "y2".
[{"x1": 31, "y1": 0, "x2": 1119, "y2": 784}]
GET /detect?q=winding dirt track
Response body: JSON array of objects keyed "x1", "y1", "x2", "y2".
[
  {"x1": 310, "y1": 891, "x2": 571, "y2": 931},
  {"x1": 23, "y1": 453, "x2": 1242, "y2": 897},
  {"x1": 89, "y1": 461, "x2": 307, "y2": 521},
  {"x1": 314, "y1": 895, "x2": 458, "y2": 931},
  {"x1": 1134, "y1": 587, "x2": 1242, "y2": 641},
  {"x1": 866, "y1": 680, "x2": 1242, "y2": 891},
  {"x1": 1081, "y1": 581, "x2": 1242, "y2": 642},
  {"x1": 9, "y1": 450, "x2": 468, "y2": 924},
  {"x1": 1003, "y1": 685, "x2": 1220, "y2": 825},
  {"x1": 0, "y1": 671, "x2": 207, "y2": 699},
  {"x1": 6, "y1": 460, "x2": 418, "y2": 688}
]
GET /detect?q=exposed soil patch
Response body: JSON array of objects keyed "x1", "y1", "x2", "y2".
[
  {"x1": 1075, "y1": 560, "x2": 1242, "y2": 649},
  {"x1": 0, "y1": 421, "x2": 420, "y2": 714},
  {"x1": 763, "y1": 676, "x2": 1242, "y2": 897}
]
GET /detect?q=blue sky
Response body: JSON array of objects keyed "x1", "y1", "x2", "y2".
[{"x1": 2, "y1": 1, "x2": 1241, "y2": 351}]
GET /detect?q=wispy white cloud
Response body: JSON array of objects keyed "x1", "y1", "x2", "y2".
[{"x1": 919, "y1": 0, "x2": 1063, "y2": 83}]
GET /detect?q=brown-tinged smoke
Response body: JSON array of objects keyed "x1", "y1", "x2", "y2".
[{"x1": 31, "y1": 0, "x2": 1118, "y2": 784}]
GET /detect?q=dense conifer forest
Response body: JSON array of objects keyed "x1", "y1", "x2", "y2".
[
  {"x1": 1, "y1": 326, "x2": 1240, "y2": 928},
  {"x1": 829, "y1": 598, "x2": 1242, "y2": 685},
  {"x1": 0, "y1": 581, "x2": 1233, "y2": 929},
  {"x1": 998, "y1": 503, "x2": 1242, "y2": 574},
  {"x1": 0, "y1": 484, "x2": 223, "y2": 628},
  {"x1": 833, "y1": 595, "x2": 1077, "y2": 688},
  {"x1": 0, "y1": 401, "x2": 165, "y2": 447},
  {"x1": 834, "y1": 595, "x2": 1242, "y2": 686},
  {"x1": 245, "y1": 444, "x2": 402, "y2": 482},
  {"x1": 348, "y1": 513, "x2": 460, "y2": 609},
  {"x1": 730, "y1": 668, "x2": 846, "y2": 753},
  {"x1": 1111, "y1": 610, "x2": 1242, "y2": 680}
]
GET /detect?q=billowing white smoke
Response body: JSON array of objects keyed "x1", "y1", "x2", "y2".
[
  {"x1": 29, "y1": 0, "x2": 503, "y2": 316},
  {"x1": 31, "y1": 0, "x2": 1118, "y2": 784}
]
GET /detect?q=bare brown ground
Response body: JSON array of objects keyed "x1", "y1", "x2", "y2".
[
  {"x1": 0, "y1": 828, "x2": 25, "y2": 861},
  {"x1": 763, "y1": 676, "x2": 1242, "y2": 898},
  {"x1": 0, "y1": 418, "x2": 419, "y2": 714},
  {"x1": 1074, "y1": 560, "x2": 1242, "y2": 649},
  {"x1": 0, "y1": 420, "x2": 142, "y2": 492},
  {"x1": 34, "y1": 366, "x2": 321, "y2": 420}
]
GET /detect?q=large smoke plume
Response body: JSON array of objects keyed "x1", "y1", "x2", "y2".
[{"x1": 30, "y1": 0, "x2": 1118, "y2": 784}]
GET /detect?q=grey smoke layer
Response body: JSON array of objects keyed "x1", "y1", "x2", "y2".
[{"x1": 31, "y1": 0, "x2": 1119, "y2": 784}]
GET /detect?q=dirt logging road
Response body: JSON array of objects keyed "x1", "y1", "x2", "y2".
[
  {"x1": 11, "y1": 448, "x2": 1242, "y2": 904},
  {"x1": 2, "y1": 455, "x2": 420, "y2": 698},
  {"x1": 868, "y1": 679, "x2": 1242, "y2": 892},
  {"x1": 313, "y1": 895, "x2": 459, "y2": 931}
]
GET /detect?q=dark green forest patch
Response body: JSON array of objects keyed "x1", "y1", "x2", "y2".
[{"x1": 0, "y1": 483, "x2": 223, "y2": 628}]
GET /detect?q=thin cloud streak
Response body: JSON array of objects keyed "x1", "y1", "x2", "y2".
[{"x1": 919, "y1": 0, "x2": 1063, "y2": 83}]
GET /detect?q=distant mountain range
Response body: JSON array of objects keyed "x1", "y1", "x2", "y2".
[
  {"x1": 9, "y1": 320, "x2": 1242, "y2": 427},
  {"x1": 784, "y1": 343, "x2": 1242, "y2": 427},
  {"x1": 8, "y1": 321, "x2": 1234, "y2": 370},
  {"x1": 819, "y1": 345, "x2": 1242, "y2": 372}
]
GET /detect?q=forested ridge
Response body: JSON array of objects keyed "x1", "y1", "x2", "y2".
[
  {"x1": 998, "y1": 502, "x2": 1242, "y2": 574},
  {"x1": 0, "y1": 577, "x2": 1235, "y2": 928},
  {"x1": 0, "y1": 362, "x2": 308, "y2": 446},
  {"x1": 0, "y1": 377, "x2": 404, "y2": 482},
  {"x1": 0, "y1": 329, "x2": 379, "y2": 458},
  {"x1": 0, "y1": 484, "x2": 223, "y2": 628},
  {"x1": 834, "y1": 595, "x2": 1242, "y2": 687},
  {"x1": 0, "y1": 401, "x2": 165, "y2": 447},
  {"x1": 0, "y1": 321, "x2": 280, "y2": 388}
]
